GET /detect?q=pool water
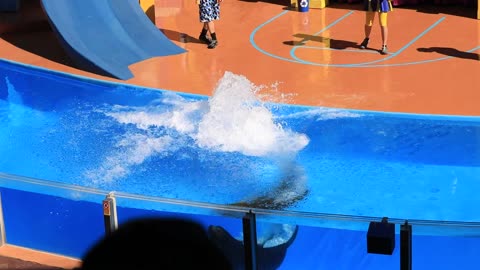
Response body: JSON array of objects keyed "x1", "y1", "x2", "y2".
[{"x1": 1, "y1": 60, "x2": 480, "y2": 224}]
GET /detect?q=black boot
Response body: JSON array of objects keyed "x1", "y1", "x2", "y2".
[
  {"x1": 207, "y1": 39, "x2": 218, "y2": 49},
  {"x1": 208, "y1": 32, "x2": 218, "y2": 49},
  {"x1": 199, "y1": 29, "x2": 211, "y2": 44},
  {"x1": 360, "y1": 37, "x2": 369, "y2": 49}
]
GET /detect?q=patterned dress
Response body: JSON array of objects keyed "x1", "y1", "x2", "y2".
[{"x1": 199, "y1": 0, "x2": 220, "y2": 23}]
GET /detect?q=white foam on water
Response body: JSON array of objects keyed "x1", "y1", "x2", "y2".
[
  {"x1": 4, "y1": 77, "x2": 27, "y2": 126},
  {"x1": 5, "y1": 77, "x2": 23, "y2": 105},
  {"x1": 278, "y1": 107, "x2": 362, "y2": 121},
  {"x1": 106, "y1": 93, "x2": 208, "y2": 133},
  {"x1": 84, "y1": 133, "x2": 174, "y2": 183},
  {"x1": 85, "y1": 71, "x2": 310, "y2": 182},
  {"x1": 1, "y1": 77, "x2": 54, "y2": 127},
  {"x1": 195, "y1": 71, "x2": 309, "y2": 157},
  {"x1": 253, "y1": 81, "x2": 298, "y2": 104},
  {"x1": 272, "y1": 163, "x2": 308, "y2": 204}
]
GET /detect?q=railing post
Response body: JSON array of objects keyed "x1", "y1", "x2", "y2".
[
  {"x1": 400, "y1": 220, "x2": 412, "y2": 270},
  {"x1": 0, "y1": 192, "x2": 5, "y2": 246},
  {"x1": 103, "y1": 192, "x2": 118, "y2": 235},
  {"x1": 242, "y1": 210, "x2": 258, "y2": 270}
]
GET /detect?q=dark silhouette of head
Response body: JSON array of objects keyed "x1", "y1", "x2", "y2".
[{"x1": 77, "y1": 217, "x2": 232, "y2": 270}]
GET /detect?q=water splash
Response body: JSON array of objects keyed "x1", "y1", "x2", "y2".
[
  {"x1": 277, "y1": 107, "x2": 362, "y2": 121},
  {"x1": 84, "y1": 71, "x2": 310, "y2": 183},
  {"x1": 2, "y1": 77, "x2": 48, "y2": 127},
  {"x1": 195, "y1": 72, "x2": 309, "y2": 157},
  {"x1": 254, "y1": 81, "x2": 298, "y2": 104},
  {"x1": 5, "y1": 77, "x2": 23, "y2": 105},
  {"x1": 84, "y1": 133, "x2": 175, "y2": 183}
]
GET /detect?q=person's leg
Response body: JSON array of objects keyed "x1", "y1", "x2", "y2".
[
  {"x1": 198, "y1": 0, "x2": 211, "y2": 44},
  {"x1": 199, "y1": 22, "x2": 211, "y2": 43},
  {"x1": 207, "y1": 0, "x2": 220, "y2": 49},
  {"x1": 379, "y1": 12, "x2": 388, "y2": 54},
  {"x1": 207, "y1": 21, "x2": 216, "y2": 38},
  {"x1": 360, "y1": 11, "x2": 374, "y2": 49},
  {"x1": 364, "y1": 12, "x2": 374, "y2": 38},
  {"x1": 206, "y1": 21, "x2": 218, "y2": 48}
]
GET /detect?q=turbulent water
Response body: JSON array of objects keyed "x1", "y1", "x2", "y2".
[{"x1": 1, "y1": 69, "x2": 480, "y2": 223}]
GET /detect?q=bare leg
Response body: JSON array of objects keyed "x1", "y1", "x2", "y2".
[
  {"x1": 206, "y1": 21, "x2": 218, "y2": 48},
  {"x1": 199, "y1": 22, "x2": 211, "y2": 44},
  {"x1": 364, "y1": 11, "x2": 374, "y2": 38},
  {"x1": 379, "y1": 12, "x2": 388, "y2": 54},
  {"x1": 379, "y1": 12, "x2": 388, "y2": 46},
  {"x1": 360, "y1": 11, "x2": 374, "y2": 49},
  {"x1": 207, "y1": 21, "x2": 215, "y2": 35},
  {"x1": 379, "y1": 25, "x2": 388, "y2": 54},
  {"x1": 364, "y1": 24, "x2": 372, "y2": 39},
  {"x1": 360, "y1": 24, "x2": 372, "y2": 49},
  {"x1": 381, "y1": 26, "x2": 388, "y2": 46}
]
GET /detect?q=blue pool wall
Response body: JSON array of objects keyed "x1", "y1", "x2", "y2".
[
  {"x1": 1, "y1": 185, "x2": 479, "y2": 269},
  {"x1": 1, "y1": 59, "x2": 480, "y2": 268},
  {"x1": 0, "y1": 186, "x2": 242, "y2": 259}
]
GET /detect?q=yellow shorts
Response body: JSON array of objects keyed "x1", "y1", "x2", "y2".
[{"x1": 365, "y1": 11, "x2": 388, "y2": 27}]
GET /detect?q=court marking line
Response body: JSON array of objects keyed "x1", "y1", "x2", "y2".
[
  {"x1": 290, "y1": 16, "x2": 446, "y2": 67},
  {"x1": 250, "y1": 10, "x2": 478, "y2": 67}
]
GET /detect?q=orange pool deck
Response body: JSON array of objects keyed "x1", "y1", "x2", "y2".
[
  {"x1": 0, "y1": 244, "x2": 80, "y2": 269},
  {"x1": 0, "y1": 0, "x2": 479, "y2": 268},
  {"x1": 1, "y1": 1, "x2": 479, "y2": 116}
]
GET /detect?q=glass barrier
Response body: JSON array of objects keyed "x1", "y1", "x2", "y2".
[
  {"x1": 409, "y1": 223, "x2": 480, "y2": 270},
  {"x1": 0, "y1": 173, "x2": 106, "y2": 258},
  {"x1": 1, "y1": 171, "x2": 480, "y2": 269},
  {"x1": 256, "y1": 218, "x2": 398, "y2": 270}
]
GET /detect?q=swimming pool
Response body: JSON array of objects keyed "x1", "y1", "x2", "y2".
[
  {"x1": 1, "y1": 58, "x2": 480, "y2": 269},
  {"x1": 1, "y1": 58, "x2": 480, "y2": 225}
]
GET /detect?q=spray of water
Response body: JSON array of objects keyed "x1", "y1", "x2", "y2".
[
  {"x1": 4, "y1": 77, "x2": 26, "y2": 125},
  {"x1": 5, "y1": 77, "x2": 22, "y2": 105},
  {"x1": 84, "y1": 133, "x2": 175, "y2": 183},
  {"x1": 85, "y1": 71, "x2": 310, "y2": 185},
  {"x1": 195, "y1": 72, "x2": 309, "y2": 157},
  {"x1": 2, "y1": 77, "x2": 52, "y2": 127}
]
